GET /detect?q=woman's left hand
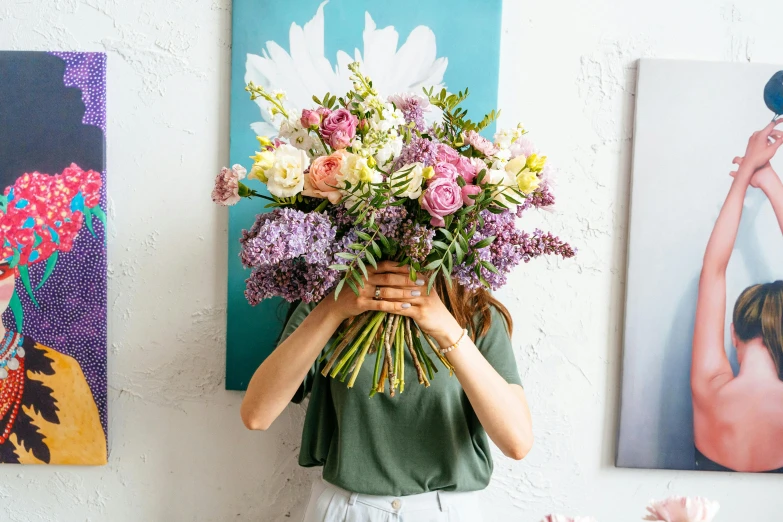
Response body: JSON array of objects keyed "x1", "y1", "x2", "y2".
[{"x1": 364, "y1": 261, "x2": 463, "y2": 344}]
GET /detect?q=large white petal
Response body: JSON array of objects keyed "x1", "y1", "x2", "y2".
[{"x1": 243, "y1": 3, "x2": 449, "y2": 133}]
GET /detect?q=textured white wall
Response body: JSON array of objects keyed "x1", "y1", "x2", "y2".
[{"x1": 1, "y1": 0, "x2": 783, "y2": 521}]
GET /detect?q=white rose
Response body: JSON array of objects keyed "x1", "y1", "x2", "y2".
[
  {"x1": 265, "y1": 144, "x2": 309, "y2": 198},
  {"x1": 393, "y1": 163, "x2": 425, "y2": 199}
]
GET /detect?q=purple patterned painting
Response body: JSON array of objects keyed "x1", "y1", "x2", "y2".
[{"x1": 0, "y1": 51, "x2": 107, "y2": 465}]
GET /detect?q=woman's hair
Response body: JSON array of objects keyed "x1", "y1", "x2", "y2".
[
  {"x1": 436, "y1": 276, "x2": 513, "y2": 340},
  {"x1": 733, "y1": 281, "x2": 783, "y2": 377}
]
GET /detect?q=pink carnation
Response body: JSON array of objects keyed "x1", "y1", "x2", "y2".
[
  {"x1": 644, "y1": 497, "x2": 719, "y2": 522},
  {"x1": 463, "y1": 130, "x2": 498, "y2": 157},
  {"x1": 211, "y1": 164, "x2": 246, "y2": 206}
]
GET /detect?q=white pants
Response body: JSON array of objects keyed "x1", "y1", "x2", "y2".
[{"x1": 301, "y1": 478, "x2": 485, "y2": 522}]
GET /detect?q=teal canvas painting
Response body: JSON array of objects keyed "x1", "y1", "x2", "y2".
[{"x1": 226, "y1": 0, "x2": 503, "y2": 390}]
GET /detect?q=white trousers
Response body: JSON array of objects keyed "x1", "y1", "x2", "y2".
[{"x1": 301, "y1": 478, "x2": 485, "y2": 522}]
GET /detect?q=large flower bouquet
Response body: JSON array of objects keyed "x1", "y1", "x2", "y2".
[{"x1": 213, "y1": 63, "x2": 573, "y2": 396}]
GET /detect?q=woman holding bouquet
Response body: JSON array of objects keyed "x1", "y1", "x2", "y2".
[
  {"x1": 218, "y1": 62, "x2": 576, "y2": 521},
  {"x1": 240, "y1": 269, "x2": 533, "y2": 521}
]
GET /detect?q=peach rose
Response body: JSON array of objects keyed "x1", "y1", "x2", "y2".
[{"x1": 303, "y1": 151, "x2": 345, "y2": 204}]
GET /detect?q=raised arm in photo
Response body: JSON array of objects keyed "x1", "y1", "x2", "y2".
[{"x1": 692, "y1": 121, "x2": 783, "y2": 401}]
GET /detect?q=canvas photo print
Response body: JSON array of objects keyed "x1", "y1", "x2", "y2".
[
  {"x1": 0, "y1": 51, "x2": 107, "y2": 465},
  {"x1": 618, "y1": 58, "x2": 783, "y2": 472}
]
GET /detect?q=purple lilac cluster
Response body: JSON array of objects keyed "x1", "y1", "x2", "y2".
[
  {"x1": 453, "y1": 209, "x2": 574, "y2": 291},
  {"x1": 240, "y1": 208, "x2": 335, "y2": 268},
  {"x1": 399, "y1": 221, "x2": 435, "y2": 263},
  {"x1": 392, "y1": 136, "x2": 438, "y2": 172},
  {"x1": 240, "y1": 209, "x2": 341, "y2": 304},
  {"x1": 516, "y1": 184, "x2": 556, "y2": 217},
  {"x1": 388, "y1": 94, "x2": 426, "y2": 131},
  {"x1": 245, "y1": 260, "x2": 339, "y2": 305},
  {"x1": 374, "y1": 203, "x2": 408, "y2": 240}
]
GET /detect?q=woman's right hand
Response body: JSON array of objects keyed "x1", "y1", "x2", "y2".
[{"x1": 738, "y1": 119, "x2": 783, "y2": 172}]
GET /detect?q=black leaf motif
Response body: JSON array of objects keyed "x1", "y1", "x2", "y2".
[
  {"x1": 13, "y1": 408, "x2": 50, "y2": 464},
  {"x1": 23, "y1": 338, "x2": 55, "y2": 376},
  {"x1": 0, "y1": 438, "x2": 19, "y2": 463},
  {"x1": 22, "y1": 377, "x2": 59, "y2": 424}
]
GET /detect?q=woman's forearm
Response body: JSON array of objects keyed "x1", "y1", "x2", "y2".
[
  {"x1": 702, "y1": 167, "x2": 752, "y2": 275},
  {"x1": 761, "y1": 176, "x2": 783, "y2": 237},
  {"x1": 240, "y1": 301, "x2": 343, "y2": 430},
  {"x1": 433, "y1": 325, "x2": 533, "y2": 460}
]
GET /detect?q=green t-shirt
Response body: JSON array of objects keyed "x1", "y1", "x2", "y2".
[{"x1": 279, "y1": 301, "x2": 523, "y2": 497}]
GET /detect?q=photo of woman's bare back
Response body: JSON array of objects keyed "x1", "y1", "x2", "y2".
[
  {"x1": 692, "y1": 121, "x2": 783, "y2": 472},
  {"x1": 618, "y1": 59, "x2": 783, "y2": 472}
]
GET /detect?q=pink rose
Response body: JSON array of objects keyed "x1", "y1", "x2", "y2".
[
  {"x1": 329, "y1": 129, "x2": 352, "y2": 150},
  {"x1": 302, "y1": 152, "x2": 344, "y2": 204},
  {"x1": 316, "y1": 107, "x2": 331, "y2": 120},
  {"x1": 461, "y1": 184, "x2": 481, "y2": 206},
  {"x1": 211, "y1": 164, "x2": 246, "y2": 206},
  {"x1": 420, "y1": 177, "x2": 463, "y2": 227},
  {"x1": 300, "y1": 109, "x2": 321, "y2": 129},
  {"x1": 436, "y1": 143, "x2": 460, "y2": 163},
  {"x1": 431, "y1": 162, "x2": 459, "y2": 182},
  {"x1": 454, "y1": 156, "x2": 477, "y2": 183},
  {"x1": 320, "y1": 108, "x2": 358, "y2": 145},
  {"x1": 463, "y1": 130, "x2": 499, "y2": 157}
]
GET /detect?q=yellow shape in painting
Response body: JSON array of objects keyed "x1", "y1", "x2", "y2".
[{"x1": 11, "y1": 344, "x2": 106, "y2": 465}]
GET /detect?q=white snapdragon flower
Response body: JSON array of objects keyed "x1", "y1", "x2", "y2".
[
  {"x1": 279, "y1": 116, "x2": 317, "y2": 155},
  {"x1": 374, "y1": 133, "x2": 403, "y2": 171},
  {"x1": 265, "y1": 144, "x2": 310, "y2": 198},
  {"x1": 494, "y1": 123, "x2": 526, "y2": 149}
]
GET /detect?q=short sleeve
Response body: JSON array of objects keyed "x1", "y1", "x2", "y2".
[
  {"x1": 474, "y1": 306, "x2": 523, "y2": 387},
  {"x1": 275, "y1": 301, "x2": 319, "y2": 404}
]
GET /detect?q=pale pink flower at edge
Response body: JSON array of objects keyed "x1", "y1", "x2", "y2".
[
  {"x1": 539, "y1": 515, "x2": 597, "y2": 522},
  {"x1": 463, "y1": 129, "x2": 499, "y2": 157},
  {"x1": 211, "y1": 164, "x2": 246, "y2": 206},
  {"x1": 644, "y1": 497, "x2": 720, "y2": 522}
]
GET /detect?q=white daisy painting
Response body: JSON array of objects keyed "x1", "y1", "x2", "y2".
[{"x1": 226, "y1": 0, "x2": 503, "y2": 390}]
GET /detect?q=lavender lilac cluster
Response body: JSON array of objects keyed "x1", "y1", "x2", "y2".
[
  {"x1": 399, "y1": 221, "x2": 435, "y2": 263},
  {"x1": 453, "y1": 209, "x2": 575, "y2": 291},
  {"x1": 241, "y1": 209, "x2": 340, "y2": 304},
  {"x1": 388, "y1": 94, "x2": 426, "y2": 131},
  {"x1": 392, "y1": 136, "x2": 438, "y2": 172}
]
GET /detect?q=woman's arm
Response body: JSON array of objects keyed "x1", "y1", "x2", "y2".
[
  {"x1": 692, "y1": 122, "x2": 783, "y2": 400},
  {"x1": 240, "y1": 301, "x2": 344, "y2": 430},
  {"x1": 240, "y1": 262, "x2": 423, "y2": 430},
  {"x1": 438, "y1": 326, "x2": 533, "y2": 460},
  {"x1": 361, "y1": 263, "x2": 533, "y2": 460}
]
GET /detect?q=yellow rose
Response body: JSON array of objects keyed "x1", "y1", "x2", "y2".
[
  {"x1": 525, "y1": 153, "x2": 547, "y2": 173},
  {"x1": 422, "y1": 166, "x2": 435, "y2": 180},
  {"x1": 516, "y1": 169, "x2": 541, "y2": 195}
]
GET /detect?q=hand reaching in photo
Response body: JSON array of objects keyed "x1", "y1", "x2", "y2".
[
  {"x1": 732, "y1": 119, "x2": 783, "y2": 175},
  {"x1": 730, "y1": 157, "x2": 781, "y2": 191}
]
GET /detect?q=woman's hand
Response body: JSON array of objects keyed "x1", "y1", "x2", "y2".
[
  {"x1": 319, "y1": 261, "x2": 463, "y2": 344},
  {"x1": 731, "y1": 156, "x2": 781, "y2": 191},
  {"x1": 737, "y1": 120, "x2": 783, "y2": 173}
]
